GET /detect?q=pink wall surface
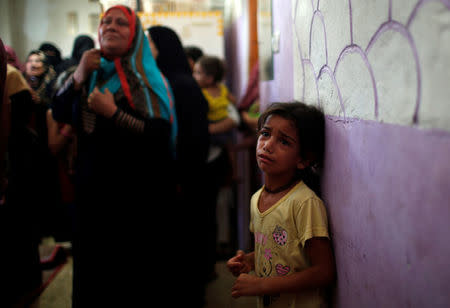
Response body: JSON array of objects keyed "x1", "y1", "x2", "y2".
[
  {"x1": 253, "y1": 1, "x2": 450, "y2": 307},
  {"x1": 323, "y1": 118, "x2": 450, "y2": 307}
]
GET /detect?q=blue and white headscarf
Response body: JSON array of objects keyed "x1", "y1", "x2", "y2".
[{"x1": 86, "y1": 5, "x2": 177, "y2": 145}]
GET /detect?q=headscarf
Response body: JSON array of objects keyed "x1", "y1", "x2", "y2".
[
  {"x1": 72, "y1": 35, "x2": 95, "y2": 63},
  {"x1": 147, "y1": 26, "x2": 210, "y2": 168},
  {"x1": 148, "y1": 26, "x2": 193, "y2": 79},
  {"x1": 87, "y1": 5, "x2": 176, "y2": 142},
  {"x1": 38, "y1": 42, "x2": 62, "y2": 70},
  {"x1": 4, "y1": 45, "x2": 25, "y2": 72},
  {"x1": 58, "y1": 35, "x2": 95, "y2": 73}
]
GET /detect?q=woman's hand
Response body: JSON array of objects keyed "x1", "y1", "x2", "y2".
[
  {"x1": 87, "y1": 87, "x2": 118, "y2": 118},
  {"x1": 73, "y1": 49, "x2": 101, "y2": 89}
]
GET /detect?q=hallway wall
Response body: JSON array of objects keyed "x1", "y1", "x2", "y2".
[
  {"x1": 0, "y1": 0, "x2": 100, "y2": 62},
  {"x1": 252, "y1": 0, "x2": 450, "y2": 307}
]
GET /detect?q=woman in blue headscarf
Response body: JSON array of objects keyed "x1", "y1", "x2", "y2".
[{"x1": 52, "y1": 5, "x2": 178, "y2": 307}]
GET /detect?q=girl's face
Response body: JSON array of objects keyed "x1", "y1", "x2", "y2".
[
  {"x1": 99, "y1": 8, "x2": 131, "y2": 57},
  {"x1": 193, "y1": 62, "x2": 212, "y2": 88},
  {"x1": 256, "y1": 115, "x2": 305, "y2": 179},
  {"x1": 26, "y1": 54, "x2": 45, "y2": 77}
]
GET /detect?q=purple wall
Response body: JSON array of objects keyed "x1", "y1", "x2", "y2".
[
  {"x1": 252, "y1": 1, "x2": 450, "y2": 307},
  {"x1": 323, "y1": 118, "x2": 450, "y2": 307},
  {"x1": 259, "y1": 0, "x2": 294, "y2": 109}
]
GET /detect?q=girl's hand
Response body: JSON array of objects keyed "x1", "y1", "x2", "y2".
[
  {"x1": 73, "y1": 49, "x2": 101, "y2": 88},
  {"x1": 231, "y1": 273, "x2": 264, "y2": 298},
  {"x1": 227, "y1": 250, "x2": 253, "y2": 276},
  {"x1": 87, "y1": 87, "x2": 117, "y2": 118}
]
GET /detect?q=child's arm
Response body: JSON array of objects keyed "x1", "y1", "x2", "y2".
[
  {"x1": 227, "y1": 250, "x2": 255, "y2": 276},
  {"x1": 209, "y1": 117, "x2": 237, "y2": 135},
  {"x1": 227, "y1": 91, "x2": 237, "y2": 105},
  {"x1": 231, "y1": 237, "x2": 335, "y2": 298}
]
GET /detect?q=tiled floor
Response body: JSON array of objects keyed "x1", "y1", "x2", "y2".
[
  {"x1": 33, "y1": 257, "x2": 256, "y2": 308},
  {"x1": 33, "y1": 257, "x2": 73, "y2": 308},
  {"x1": 204, "y1": 262, "x2": 256, "y2": 308}
]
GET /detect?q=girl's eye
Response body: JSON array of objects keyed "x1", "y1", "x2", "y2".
[
  {"x1": 280, "y1": 138, "x2": 291, "y2": 146},
  {"x1": 259, "y1": 131, "x2": 270, "y2": 138}
]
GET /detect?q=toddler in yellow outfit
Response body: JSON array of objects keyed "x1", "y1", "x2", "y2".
[
  {"x1": 202, "y1": 83, "x2": 231, "y2": 122},
  {"x1": 193, "y1": 55, "x2": 237, "y2": 146}
]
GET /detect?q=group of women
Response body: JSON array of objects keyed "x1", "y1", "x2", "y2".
[
  {"x1": 3, "y1": 4, "x2": 221, "y2": 307},
  {"x1": 1, "y1": 35, "x2": 99, "y2": 308}
]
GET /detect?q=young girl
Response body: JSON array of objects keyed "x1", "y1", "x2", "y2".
[{"x1": 227, "y1": 102, "x2": 336, "y2": 308}]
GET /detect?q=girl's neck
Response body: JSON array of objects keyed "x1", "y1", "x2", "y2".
[
  {"x1": 258, "y1": 177, "x2": 299, "y2": 213},
  {"x1": 203, "y1": 83, "x2": 221, "y2": 97},
  {"x1": 263, "y1": 173, "x2": 297, "y2": 192},
  {"x1": 264, "y1": 178, "x2": 298, "y2": 194}
]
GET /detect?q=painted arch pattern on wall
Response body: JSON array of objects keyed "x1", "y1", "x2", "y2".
[{"x1": 293, "y1": 0, "x2": 450, "y2": 131}]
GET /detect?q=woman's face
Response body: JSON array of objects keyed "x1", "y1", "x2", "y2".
[
  {"x1": 99, "y1": 8, "x2": 131, "y2": 57},
  {"x1": 25, "y1": 54, "x2": 45, "y2": 77}
]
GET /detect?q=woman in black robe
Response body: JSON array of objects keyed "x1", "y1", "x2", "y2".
[
  {"x1": 52, "y1": 6, "x2": 178, "y2": 307},
  {"x1": 148, "y1": 25, "x2": 210, "y2": 306},
  {"x1": 1, "y1": 58, "x2": 43, "y2": 306}
]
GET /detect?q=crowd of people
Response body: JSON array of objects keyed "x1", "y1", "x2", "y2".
[
  {"x1": 1, "y1": 4, "x2": 335, "y2": 308},
  {"x1": 0, "y1": 5, "x2": 253, "y2": 307}
]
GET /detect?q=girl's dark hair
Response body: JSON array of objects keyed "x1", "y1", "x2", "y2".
[
  {"x1": 258, "y1": 101, "x2": 326, "y2": 195},
  {"x1": 197, "y1": 55, "x2": 225, "y2": 83}
]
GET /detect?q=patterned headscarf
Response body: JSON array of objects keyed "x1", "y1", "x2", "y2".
[{"x1": 87, "y1": 5, "x2": 177, "y2": 143}]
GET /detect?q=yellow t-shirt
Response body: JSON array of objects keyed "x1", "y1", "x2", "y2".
[
  {"x1": 250, "y1": 181, "x2": 330, "y2": 308},
  {"x1": 202, "y1": 83, "x2": 230, "y2": 122}
]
